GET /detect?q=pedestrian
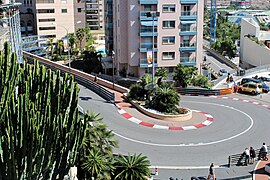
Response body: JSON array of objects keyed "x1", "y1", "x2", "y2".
[
  {"x1": 260, "y1": 143, "x2": 268, "y2": 159},
  {"x1": 234, "y1": 81, "x2": 238, "y2": 93},
  {"x1": 207, "y1": 163, "x2": 216, "y2": 180},
  {"x1": 250, "y1": 147, "x2": 256, "y2": 164},
  {"x1": 256, "y1": 85, "x2": 260, "y2": 95},
  {"x1": 244, "y1": 148, "x2": 250, "y2": 165}
]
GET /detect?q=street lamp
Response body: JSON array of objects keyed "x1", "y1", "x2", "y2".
[
  {"x1": 112, "y1": 50, "x2": 115, "y2": 89},
  {"x1": 55, "y1": 21, "x2": 81, "y2": 68},
  {"x1": 146, "y1": 11, "x2": 159, "y2": 88}
]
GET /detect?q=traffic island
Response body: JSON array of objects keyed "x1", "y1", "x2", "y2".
[{"x1": 128, "y1": 99, "x2": 192, "y2": 122}]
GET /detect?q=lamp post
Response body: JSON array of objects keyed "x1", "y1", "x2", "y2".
[
  {"x1": 146, "y1": 11, "x2": 159, "y2": 88},
  {"x1": 55, "y1": 21, "x2": 81, "y2": 68},
  {"x1": 112, "y1": 50, "x2": 115, "y2": 89}
]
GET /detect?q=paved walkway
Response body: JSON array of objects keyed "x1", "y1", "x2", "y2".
[{"x1": 253, "y1": 156, "x2": 270, "y2": 180}]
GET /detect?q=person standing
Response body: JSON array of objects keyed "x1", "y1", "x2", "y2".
[
  {"x1": 207, "y1": 163, "x2": 216, "y2": 180},
  {"x1": 244, "y1": 148, "x2": 250, "y2": 165},
  {"x1": 250, "y1": 147, "x2": 256, "y2": 164},
  {"x1": 260, "y1": 142, "x2": 268, "y2": 159}
]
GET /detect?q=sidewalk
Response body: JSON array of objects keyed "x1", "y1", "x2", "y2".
[{"x1": 253, "y1": 156, "x2": 270, "y2": 180}]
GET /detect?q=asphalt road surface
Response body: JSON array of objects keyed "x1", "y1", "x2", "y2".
[{"x1": 78, "y1": 84, "x2": 270, "y2": 170}]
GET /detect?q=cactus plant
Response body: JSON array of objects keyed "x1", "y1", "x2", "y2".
[{"x1": 0, "y1": 42, "x2": 87, "y2": 179}]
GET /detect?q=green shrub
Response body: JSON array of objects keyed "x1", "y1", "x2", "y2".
[
  {"x1": 150, "y1": 86, "x2": 180, "y2": 113},
  {"x1": 192, "y1": 75, "x2": 212, "y2": 88}
]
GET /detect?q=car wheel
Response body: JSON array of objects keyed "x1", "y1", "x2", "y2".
[
  {"x1": 252, "y1": 91, "x2": 255, "y2": 95},
  {"x1": 238, "y1": 88, "x2": 242, "y2": 93}
]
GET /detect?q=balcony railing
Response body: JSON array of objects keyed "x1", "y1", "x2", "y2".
[
  {"x1": 179, "y1": 43, "x2": 197, "y2": 51},
  {"x1": 180, "y1": 27, "x2": 197, "y2": 35},
  {"x1": 139, "y1": 0, "x2": 158, "y2": 4},
  {"x1": 180, "y1": 58, "x2": 196, "y2": 66},
  {"x1": 140, "y1": 11, "x2": 158, "y2": 20},
  {"x1": 139, "y1": 59, "x2": 158, "y2": 68},
  {"x1": 139, "y1": 43, "x2": 158, "y2": 52},
  {"x1": 181, "y1": 11, "x2": 197, "y2": 16},
  {"x1": 180, "y1": 0, "x2": 198, "y2": 4}
]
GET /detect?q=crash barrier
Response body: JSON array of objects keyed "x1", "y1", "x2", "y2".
[
  {"x1": 228, "y1": 145, "x2": 270, "y2": 167},
  {"x1": 201, "y1": 61, "x2": 220, "y2": 79},
  {"x1": 176, "y1": 87, "x2": 221, "y2": 96},
  {"x1": 219, "y1": 87, "x2": 234, "y2": 95},
  {"x1": 203, "y1": 45, "x2": 238, "y2": 70},
  {"x1": 23, "y1": 51, "x2": 129, "y2": 102}
]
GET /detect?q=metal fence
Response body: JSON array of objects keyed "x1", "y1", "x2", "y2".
[
  {"x1": 228, "y1": 145, "x2": 270, "y2": 167},
  {"x1": 176, "y1": 87, "x2": 221, "y2": 96},
  {"x1": 23, "y1": 52, "x2": 115, "y2": 103}
]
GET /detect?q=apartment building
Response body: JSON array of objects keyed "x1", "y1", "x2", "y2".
[
  {"x1": 112, "y1": 0, "x2": 204, "y2": 77},
  {"x1": 34, "y1": 0, "x2": 85, "y2": 40}
]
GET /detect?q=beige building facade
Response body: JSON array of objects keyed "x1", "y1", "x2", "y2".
[{"x1": 113, "y1": 0, "x2": 204, "y2": 77}]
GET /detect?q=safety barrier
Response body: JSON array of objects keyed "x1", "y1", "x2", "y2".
[
  {"x1": 219, "y1": 87, "x2": 234, "y2": 95},
  {"x1": 202, "y1": 61, "x2": 220, "y2": 79},
  {"x1": 203, "y1": 45, "x2": 238, "y2": 70},
  {"x1": 228, "y1": 145, "x2": 270, "y2": 167},
  {"x1": 22, "y1": 51, "x2": 130, "y2": 103},
  {"x1": 176, "y1": 87, "x2": 221, "y2": 96}
]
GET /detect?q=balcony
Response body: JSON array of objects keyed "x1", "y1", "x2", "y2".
[
  {"x1": 180, "y1": 11, "x2": 197, "y2": 20},
  {"x1": 140, "y1": 11, "x2": 158, "y2": 20},
  {"x1": 139, "y1": 0, "x2": 158, "y2": 4},
  {"x1": 180, "y1": 57, "x2": 196, "y2": 66},
  {"x1": 139, "y1": 59, "x2": 158, "y2": 68},
  {"x1": 140, "y1": 27, "x2": 158, "y2": 36},
  {"x1": 139, "y1": 43, "x2": 158, "y2": 52},
  {"x1": 180, "y1": 27, "x2": 197, "y2": 36},
  {"x1": 180, "y1": 0, "x2": 198, "y2": 4},
  {"x1": 179, "y1": 43, "x2": 197, "y2": 51}
]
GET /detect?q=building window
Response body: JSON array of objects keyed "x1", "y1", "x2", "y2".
[
  {"x1": 162, "y1": 4, "x2": 175, "y2": 13},
  {"x1": 78, "y1": 8, "x2": 82, "y2": 12},
  {"x1": 61, "y1": 9, "x2": 67, "y2": 13},
  {"x1": 162, "y1": 52, "x2": 175, "y2": 60},
  {"x1": 38, "y1": 18, "x2": 55, "y2": 22},
  {"x1": 37, "y1": 9, "x2": 55, "y2": 13},
  {"x1": 39, "y1": 26, "x2": 56, "y2": 30},
  {"x1": 162, "y1": 36, "x2": 175, "y2": 45},
  {"x1": 40, "y1": 34, "x2": 56, "y2": 38},
  {"x1": 162, "y1": 21, "x2": 175, "y2": 29}
]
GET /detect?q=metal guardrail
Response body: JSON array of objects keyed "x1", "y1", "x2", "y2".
[
  {"x1": 23, "y1": 52, "x2": 115, "y2": 103},
  {"x1": 176, "y1": 87, "x2": 221, "y2": 96},
  {"x1": 228, "y1": 145, "x2": 270, "y2": 167},
  {"x1": 74, "y1": 76, "x2": 114, "y2": 103},
  {"x1": 203, "y1": 45, "x2": 238, "y2": 70}
]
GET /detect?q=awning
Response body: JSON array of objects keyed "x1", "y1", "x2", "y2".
[
  {"x1": 181, "y1": 21, "x2": 196, "y2": 24},
  {"x1": 141, "y1": 21, "x2": 158, "y2": 26}
]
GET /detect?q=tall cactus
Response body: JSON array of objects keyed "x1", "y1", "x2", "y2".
[{"x1": 0, "y1": 42, "x2": 87, "y2": 179}]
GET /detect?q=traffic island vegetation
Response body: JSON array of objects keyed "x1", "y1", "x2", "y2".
[{"x1": 127, "y1": 66, "x2": 212, "y2": 115}]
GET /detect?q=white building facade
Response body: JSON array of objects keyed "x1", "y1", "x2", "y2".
[
  {"x1": 240, "y1": 18, "x2": 270, "y2": 68},
  {"x1": 113, "y1": 0, "x2": 204, "y2": 78}
]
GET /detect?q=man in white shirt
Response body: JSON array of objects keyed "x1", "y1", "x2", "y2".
[{"x1": 244, "y1": 148, "x2": 250, "y2": 165}]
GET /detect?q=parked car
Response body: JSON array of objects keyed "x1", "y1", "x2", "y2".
[
  {"x1": 219, "y1": 69, "x2": 227, "y2": 76},
  {"x1": 241, "y1": 78, "x2": 269, "y2": 93},
  {"x1": 238, "y1": 82, "x2": 262, "y2": 95}
]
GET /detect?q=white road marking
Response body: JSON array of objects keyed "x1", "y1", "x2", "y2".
[
  {"x1": 149, "y1": 165, "x2": 224, "y2": 169},
  {"x1": 112, "y1": 101, "x2": 254, "y2": 147}
]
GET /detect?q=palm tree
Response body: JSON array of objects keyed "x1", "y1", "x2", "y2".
[
  {"x1": 173, "y1": 64, "x2": 197, "y2": 88},
  {"x1": 76, "y1": 27, "x2": 85, "y2": 49},
  {"x1": 46, "y1": 38, "x2": 54, "y2": 58},
  {"x1": 151, "y1": 85, "x2": 180, "y2": 114},
  {"x1": 113, "y1": 153, "x2": 150, "y2": 180},
  {"x1": 81, "y1": 112, "x2": 118, "y2": 179},
  {"x1": 82, "y1": 149, "x2": 113, "y2": 179}
]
